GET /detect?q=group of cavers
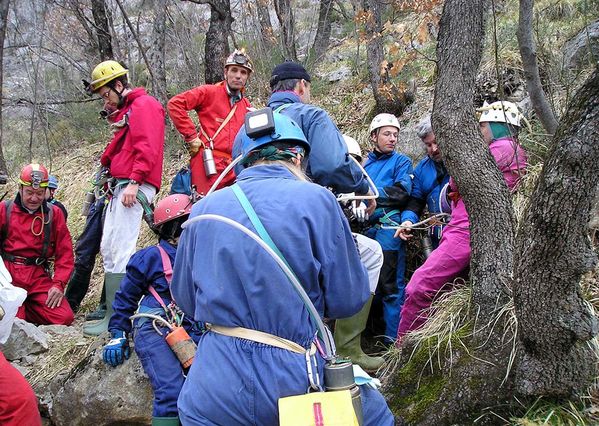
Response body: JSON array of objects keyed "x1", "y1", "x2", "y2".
[{"x1": 0, "y1": 48, "x2": 528, "y2": 426}]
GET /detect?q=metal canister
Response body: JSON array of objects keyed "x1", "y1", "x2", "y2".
[
  {"x1": 421, "y1": 234, "x2": 433, "y2": 259},
  {"x1": 324, "y1": 361, "x2": 363, "y2": 425},
  {"x1": 203, "y1": 147, "x2": 217, "y2": 177},
  {"x1": 81, "y1": 191, "x2": 95, "y2": 217}
]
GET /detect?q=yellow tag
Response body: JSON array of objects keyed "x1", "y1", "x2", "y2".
[{"x1": 278, "y1": 390, "x2": 359, "y2": 426}]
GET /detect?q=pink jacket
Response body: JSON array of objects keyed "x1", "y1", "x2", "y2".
[{"x1": 101, "y1": 88, "x2": 165, "y2": 190}]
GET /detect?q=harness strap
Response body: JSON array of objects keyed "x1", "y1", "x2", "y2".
[
  {"x1": 231, "y1": 184, "x2": 295, "y2": 274},
  {"x1": 148, "y1": 244, "x2": 176, "y2": 312},
  {"x1": 156, "y1": 244, "x2": 173, "y2": 284},
  {"x1": 198, "y1": 105, "x2": 238, "y2": 149},
  {"x1": 274, "y1": 104, "x2": 291, "y2": 114},
  {"x1": 41, "y1": 203, "x2": 53, "y2": 259},
  {"x1": 1, "y1": 200, "x2": 52, "y2": 261},
  {"x1": 379, "y1": 209, "x2": 401, "y2": 226},
  {"x1": 0, "y1": 200, "x2": 13, "y2": 246},
  {"x1": 206, "y1": 323, "x2": 316, "y2": 355}
]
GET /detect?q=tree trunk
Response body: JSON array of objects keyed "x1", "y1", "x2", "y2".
[
  {"x1": 309, "y1": 0, "x2": 334, "y2": 64},
  {"x1": 361, "y1": 0, "x2": 410, "y2": 116},
  {"x1": 91, "y1": 0, "x2": 114, "y2": 60},
  {"x1": 386, "y1": 2, "x2": 599, "y2": 423},
  {"x1": 513, "y1": 65, "x2": 599, "y2": 397},
  {"x1": 273, "y1": 0, "x2": 297, "y2": 60},
  {"x1": 204, "y1": 0, "x2": 232, "y2": 84},
  {"x1": 386, "y1": 1, "x2": 519, "y2": 422},
  {"x1": 256, "y1": 0, "x2": 275, "y2": 51},
  {"x1": 517, "y1": 0, "x2": 558, "y2": 135},
  {"x1": 0, "y1": 0, "x2": 9, "y2": 175},
  {"x1": 148, "y1": 0, "x2": 168, "y2": 105}
]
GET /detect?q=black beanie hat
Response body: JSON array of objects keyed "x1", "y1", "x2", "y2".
[{"x1": 270, "y1": 61, "x2": 311, "y2": 89}]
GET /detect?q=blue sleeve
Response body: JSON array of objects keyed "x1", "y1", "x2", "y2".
[
  {"x1": 108, "y1": 248, "x2": 156, "y2": 334},
  {"x1": 394, "y1": 155, "x2": 413, "y2": 193},
  {"x1": 304, "y1": 109, "x2": 369, "y2": 194},
  {"x1": 401, "y1": 161, "x2": 425, "y2": 223},
  {"x1": 171, "y1": 224, "x2": 198, "y2": 320},
  {"x1": 317, "y1": 193, "x2": 370, "y2": 319}
]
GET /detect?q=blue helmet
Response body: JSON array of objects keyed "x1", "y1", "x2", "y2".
[
  {"x1": 48, "y1": 175, "x2": 59, "y2": 190},
  {"x1": 234, "y1": 109, "x2": 309, "y2": 167}
]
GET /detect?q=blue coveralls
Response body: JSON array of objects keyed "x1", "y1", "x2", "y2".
[
  {"x1": 401, "y1": 156, "x2": 449, "y2": 248},
  {"x1": 108, "y1": 239, "x2": 201, "y2": 418},
  {"x1": 265, "y1": 91, "x2": 369, "y2": 194},
  {"x1": 172, "y1": 165, "x2": 394, "y2": 426},
  {"x1": 364, "y1": 150, "x2": 413, "y2": 341}
]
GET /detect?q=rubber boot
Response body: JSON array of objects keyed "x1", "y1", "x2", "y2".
[
  {"x1": 152, "y1": 417, "x2": 180, "y2": 426},
  {"x1": 84, "y1": 282, "x2": 106, "y2": 321},
  {"x1": 334, "y1": 296, "x2": 385, "y2": 372},
  {"x1": 65, "y1": 268, "x2": 93, "y2": 313},
  {"x1": 82, "y1": 273, "x2": 125, "y2": 336}
]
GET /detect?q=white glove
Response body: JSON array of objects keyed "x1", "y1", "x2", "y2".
[{"x1": 352, "y1": 201, "x2": 369, "y2": 223}]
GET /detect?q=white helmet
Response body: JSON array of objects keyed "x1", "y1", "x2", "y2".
[
  {"x1": 342, "y1": 134, "x2": 362, "y2": 161},
  {"x1": 369, "y1": 113, "x2": 400, "y2": 134},
  {"x1": 477, "y1": 101, "x2": 524, "y2": 127}
]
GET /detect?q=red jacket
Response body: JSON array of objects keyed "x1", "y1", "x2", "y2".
[
  {"x1": 0, "y1": 197, "x2": 74, "y2": 288},
  {"x1": 167, "y1": 82, "x2": 251, "y2": 194},
  {"x1": 101, "y1": 88, "x2": 165, "y2": 190}
]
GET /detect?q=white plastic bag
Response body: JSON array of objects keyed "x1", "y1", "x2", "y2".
[{"x1": 0, "y1": 261, "x2": 26, "y2": 344}]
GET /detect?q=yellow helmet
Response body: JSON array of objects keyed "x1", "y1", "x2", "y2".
[{"x1": 89, "y1": 60, "x2": 128, "y2": 92}]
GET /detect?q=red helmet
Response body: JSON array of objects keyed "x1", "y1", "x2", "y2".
[
  {"x1": 153, "y1": 194, "x2": 194, "y2": 227},
  {"x1": 19, "y1": 163, "x2": 49, "y2": 189}
]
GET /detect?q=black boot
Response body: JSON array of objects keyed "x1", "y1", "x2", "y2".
[{"x1": 65, "y1": 268, "x2": 93, "y2": 313}]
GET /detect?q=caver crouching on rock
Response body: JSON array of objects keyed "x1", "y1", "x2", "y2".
[{"x1": 0, "y1": 163, "x2": 74, "y2": 325}]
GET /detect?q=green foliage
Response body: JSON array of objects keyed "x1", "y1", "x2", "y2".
[{"x1": 509, "y1": 397, "x2": 599, "y2": 425}]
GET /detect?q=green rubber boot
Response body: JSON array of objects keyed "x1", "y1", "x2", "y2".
[
  {"x1": 334, "y1": 295, "x2": 385, "y2": 372},
  {"x1": 82, "y1": 272, "x2": 125, "y2": 336},
  {"x1": 152, "y1": 417, "x2": 180, "y2": 426}
]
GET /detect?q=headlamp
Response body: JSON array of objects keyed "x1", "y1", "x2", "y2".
[
  {"x1": 245, "y1": 108, "x2": 275, "y2": 139},
  {"x1": 232, "y1": 54, "x2": 249, "y2": 65}
]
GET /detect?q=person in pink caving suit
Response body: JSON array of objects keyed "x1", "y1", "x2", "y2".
[{"x1": 395, "y1": 101, "x2": 528, "y2": 344}]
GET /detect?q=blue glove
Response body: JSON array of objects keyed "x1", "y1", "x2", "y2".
[{"x1": 103, "y1": 330, "x2": 130, "y2": 367}]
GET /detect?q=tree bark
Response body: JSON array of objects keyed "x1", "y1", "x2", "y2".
[
  {"x1": 273, "y1": 0, "x2": 297, "y2": 60},
  {"x1": 513, "y1": 65, "x2": 599, "y2": 397},
  {"x1": 91, "y1": 0, "x2": 114, "y2": 60},
  {"x1": 310, "y1": 0, "x2": 334, "y2": 63},
  {"x1": 147, "y1": 0, "x2": 168, "y2": 105},
  {"x1": 361, "y1": 0, "x2": 410, "y2": 116},
  {"x1": 517, "y1": 0, "x2": 558, "y2": 135},
  {"x1": 204, "y1": 0, "x2": 232, "y2": 84},
  {"x1": 0, "y1": 0, "x2": 9, "y2": 175},
  {"x1": 256, "y1": 0, "x2": 275, "y2": 51},
  {"x1": 387, "y1": 2, "x2": 519, "y2": 422}
]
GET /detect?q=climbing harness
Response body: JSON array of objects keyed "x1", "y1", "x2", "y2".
[
  {"x1": 129, "y1": 244, "x2": 196, "y2": 368},
  {"x1": 0, "y1": 200, "x2": 54, "y2": 269}
]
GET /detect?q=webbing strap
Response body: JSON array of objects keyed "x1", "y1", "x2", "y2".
[
  {"x1": 148, "y1": 244, "x2": 176, "y2": 313},
  {"x1": 230, "y1": 184, "x2": 326, "y2": 344},
  {"x1": 41, "y1": 204, "x2": 53, "y2": 259},
  {"x1": 1, "y1": 200, "x2": 13, "y2": 246},
  {"x1": 207, "y1": 323, "x2": 315, "y2": 355},
  {"x1": 274, "y1": 104, "x2": 290, "y2": 114},
  {"x1": 155, "y1": 244, "x2": 173, "y2": 284},
  {"x1": 198, "y1": 105, "x2": 238, "y2": 149},
  {"x1": 379, "y1": 209, "x2": 401, "y2": 226},
  {"x1": 231, "y1": 184, "x2": 295, "y2": 275},
  {"x1": 1, "y1": 200, "x2": 52, "y2": 259}
]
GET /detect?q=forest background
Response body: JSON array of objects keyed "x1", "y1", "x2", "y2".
[{"x1": 1, "y1": 0, "x2": 599, "y2": 424}]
